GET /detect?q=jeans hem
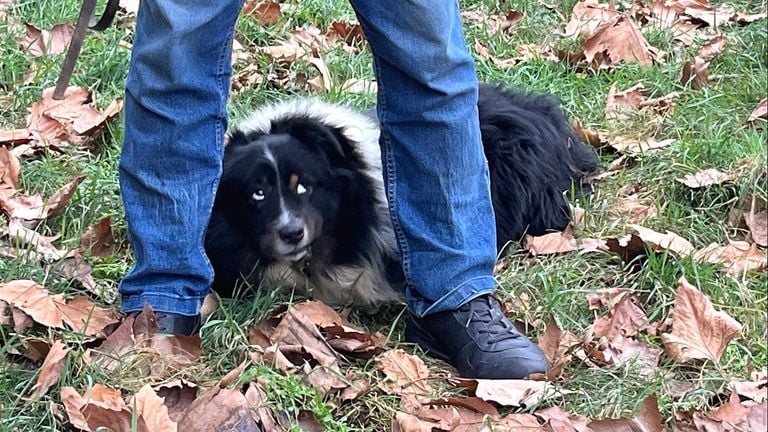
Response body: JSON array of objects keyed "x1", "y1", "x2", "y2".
[
  {"x1": 411, "y1": 275, "x2": 496, "y2": 317},
  {"x1": 121, "y1": 292, "x2": 206, "y2": 316}
]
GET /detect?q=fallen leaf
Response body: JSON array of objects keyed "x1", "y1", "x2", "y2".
[
  {"x1": 747, "y1": 98, "x2": 767, "y2": 126},
  {"x1": 564, "y1": 1, "x2": 619, "y2": 38},
  {"x1": 340, "y1": 379, "x2": 370, "y2": 402},
  {"x1": 690, "y1": 391, "x2": 757, "y2": 431},
  {"x1": 672, "y1": 21, "x2": 701, "y2": 45},
  {"x1": 473, "y1": 379, "x2": 552, "y2": 407},
  {"x1": 588, "y1": 394, "x2": 664, "y2": 432},
  {"x1": 60, "y1": 384, "x2": 132, "y2": 432},
  {"x1": 0, "y1": 128, "x2": 31, "y2": 146},
  {"x1": 326, "y1": 20, "x2": 366, "y2": 45},
  {"x1": 19, "y1": 23, "x2": 74, "y2": 57},
  {"x1": 536, "y1": 406, "x2": 592, "y2": 432},
  {"x1": 676, "y1": 168, "x2": 732, "y2": 188},
  {"x1": 27, "y1": 87, "x2": 122, "y2": 147},
  {"x1": 43, "y1": 174, "x2": 86, "y2": 219},
  {"x1": 462, "y1": 8, "x2": 526, "y2": 36},
  {"x1": 605, "y1": 83, "x2": 677, "y2": 122},
  {"x1": 307, "y1": 56, "x2": 333, "y2": 92},
  {"x1": 742, "y1": 196, "x2": 768, "y2": 247},
  {"x1": 590, "y1": 292, "x2": 647, "y2": 339},
  {"x1": 177, "y1": 387, "x2": 259, "y2": 432},
  {"x1": 271, "y1": 307, "x2": 338, "y2": 364},
  {"x1": 0, "y1": 147, "x2": 20, "y2": 190},
  {"x1": 735, "y1": 12, "x2": 768, "y2": 25},
  {"x1": 661, "y1": 276, "x2": 742, "y2": 363},
  {"x1": 155, "y1": 380, "x2": 199, "y2": 422},
  {"x1": 538, "y1": 319, "x2": 563, "y2": 363},
  {"x1": 629, "y1": 224, "x2": 695, "y2": 257},
  {"x1": 242, "y1": 0, "x2": 282, "y2": 26},
  {"x1": 729, "y1": 370, "x2": 768, "y2": 404},
  {"x1": 524, "y1": 225, "x2": 607, "y2": 255},
  {"x1": 130, "y1": 384, "x2": 177, "y2": 432},
  {"x1": 609, "y1": 136, "x2": 677, "y2": 155},
  {"x1": 572, "y1": 118, "x2": 610, "y2": 149},
  {"x1": 680, "y1": 56, "x2": 710, "y2": 89},
  {"x1": 601, "y1": 336, "x2": 661, "y2": 377},
  {"x1": 28, "y1": 340, "x2": 69, "y2": 401},
  {"x1": 302, "y1": 364, "x2": 348, "y2": 396},
  {"x1": 0, "y1": 280, "x2": 65, "y2": 328},
  {"x1": 683, "y1": 2, "x2": 735, "y2": 27},
  {"x1": 584, "y1": 16, "x2": 655, "y2": 67},
  {"x1": 616, "y1": 192, "x2": 657, "y2": 223},
  {"x1": 80, "y1": 216, "x2": 120, "y2": 256},
  {"x1": 377, "y1": 349, "x2": 432, "y2": 400},
  {"x1": 697, "y1": 35, "x2": 726, "y2": 60},
  {"x1": 245, "y1": 382, "x2": 278, "y2": 430},
  {"x1": 694, "y1": 240, "x2": 767, "y2": 275}
]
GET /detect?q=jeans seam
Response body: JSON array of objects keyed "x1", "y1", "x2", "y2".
[{"x1": 372, "y1": 53, "x2": 413, "y2": 287}]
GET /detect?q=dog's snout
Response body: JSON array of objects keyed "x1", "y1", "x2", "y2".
[{"x1": 278, "y1": 224, "x2": 304, "y2": 244}]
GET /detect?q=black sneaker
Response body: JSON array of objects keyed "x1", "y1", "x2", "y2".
[
  {"x1": 152, "y1": 311, "x2": 201, "y2": 336},
  {"x1": 405, "y1": 295, "x2": 548, "y2": 379}
]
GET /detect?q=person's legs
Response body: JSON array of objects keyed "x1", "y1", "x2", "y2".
[
  {"x1": 349, "y1": 0, "x2": 548, "y2": 378},
  {"x1": 348, "y1": 0, "x2": 496, "y2": 316},
  {"x1": 119, "y1": 0, "x2": 243, "y2": 318}
]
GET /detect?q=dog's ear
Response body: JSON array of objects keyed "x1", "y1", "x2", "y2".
[
  {"x1": 281, "y1": 119, "x2": 352, "y2": 167},
  {"x1": 224, "y1": 129, "x2": 251, "y2": 151}
]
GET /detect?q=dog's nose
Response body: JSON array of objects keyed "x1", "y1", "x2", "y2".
[{"x1": 278, "y1": 226, "x2": 304, "y2": 244}]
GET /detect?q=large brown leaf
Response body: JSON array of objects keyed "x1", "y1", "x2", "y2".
[
  {"x1": 524, "y1": 225, "x2": 607, "y2": 255},
  {"x1": 661, "y1": 277, "x2": 742, "y2": 363},
  {"x1": 28, "y1": 340, "x2": 69, "y2": 400},
  {"x1": 564, "y1": 0, "x2": 619, "y2": 38},
  {"x1": 629, "y1": 224, "x2": 695, "y2": 257},
  {"x1": 60, "y1": 384, "x2": 132, "y2": 432},
  {"x1": 747, "y1": 98, "x2": 767, "y2": 126},
  {"x1": 80, "y1": 216, "x2": 120, "y2": 256},
  {"x1": 676, "y1": 168, "x2": 732, "y2": 188},
  {"x1": 0, "y1": 147, "x2": 20, "y2": 190},
  {"x1": 242, "y1": 0, "x2": 282, "y2": 26},
  {"x1": 177, "y1": 387, "x2": 259, "y2": 432},
  {"x1": 584, "y1": 16, "x2": 655, "y2": 67},
  {"x1": 129, "y1": 384, "x2": 178, "y2": 432},
  {"x1": 605, "y1": 84, "x2": 677, "y2": 123},
  {"x1": 588, "y1": 394, "x2": 663, "y2": 432},
  {"x1": 590, "y1": 292, "x2": 647, "y2": 340},
  {"x1": 693, "y1": 240, "x2": 767, "y2": 275},
  {"x1": 19, "y1": 23, "x2": 74, "y2": 57}
]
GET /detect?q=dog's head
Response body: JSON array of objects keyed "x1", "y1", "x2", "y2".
[{"x1": 217, "y1": 117, "x2": 376, "y2": 263}]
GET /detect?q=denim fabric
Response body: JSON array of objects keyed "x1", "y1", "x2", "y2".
[
  {"x1": 119, "y1": 0, "x2": 244, "y2": 315},
  {"x1": 120, "y1": 0, "x2": 497, "y2": 317},
  {"x1": 350, "y1": 0, "x2": 497, "y2": 316}
]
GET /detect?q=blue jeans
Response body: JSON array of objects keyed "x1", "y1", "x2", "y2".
[{"x1": 119, "y1": 0, "x2": 497, "y2": 317}]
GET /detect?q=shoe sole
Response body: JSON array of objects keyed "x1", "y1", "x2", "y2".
[{"x1": 405, "y1": 317, "x2": 453, "y2": 363}]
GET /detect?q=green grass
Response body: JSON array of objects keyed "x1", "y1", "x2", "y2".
[{"x1": 1, "y1": 0, "x2": 767, "y2": 430}]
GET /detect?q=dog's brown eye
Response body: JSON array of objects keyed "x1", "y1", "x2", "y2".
[
  {"x1": 297, "y1": 184, "x2": 311, "y2": 195},
  {"x1": 252, "y1": 189, "x2": 266, "y2": 201}
]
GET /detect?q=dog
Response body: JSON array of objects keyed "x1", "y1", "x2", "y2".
[{"x1": 204, "y1": 84, "x2": 599, "y2": 307}]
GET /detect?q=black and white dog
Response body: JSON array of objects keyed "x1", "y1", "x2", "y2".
[{"x1": 204, "y1": 85, "x2": 599, "y2": 307}]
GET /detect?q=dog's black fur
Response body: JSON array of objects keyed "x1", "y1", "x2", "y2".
[{"x1": 205, "y1": 84, "x2": 599, "y2": 305}]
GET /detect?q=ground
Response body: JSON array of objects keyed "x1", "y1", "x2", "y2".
[{"x1": 0, "y1": 0, "x2": 766, "y2": 431}]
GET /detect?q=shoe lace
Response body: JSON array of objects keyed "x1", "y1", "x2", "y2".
[{"x1": 463, "y1": 297, "x2": 521, "y2": 344}]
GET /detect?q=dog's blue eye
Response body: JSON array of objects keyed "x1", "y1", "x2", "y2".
[
  {"x1": 252, "y1": 189, "x2": 266, "y2": 201},
  {"x1": 297, "y1": 184, "x2": 310, "y2": 195}
]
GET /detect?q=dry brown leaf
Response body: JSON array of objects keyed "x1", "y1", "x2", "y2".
[
  {"x1": 28, "y1": 340, "x2": 69, "y2": 401},
  {"x1": 564, "y1": 0, "x2": 619, "y2": 38},
  {"x1": 155, "y1": 380, "x2": 199, "y2": 422},
  {"x1": 244, "y1": 382, "x2": 278, "y2": 430},
  {"x1": 393, "y1": 411, "x2": 441, "y2": 432},
  {"x1": 19, "y1": 23, "x2": 74, "y2": 57},
  {"x1": 61, "y1": 384, "x2": 131, "y2": 432},
  {"x1": 462, "y1": 8, "x2": 525, "y2": 36},
  {"x1": 735, "y1": 12, "x2": 768, "y2": 25},
  {"x1": 242, "y1": 0, "x2": 282, "y2": 26},
  {"x1": 177, "y1": 387, "x2": 259, "y2": 432},
  {"x1": 605, "y1": 83, "x2": 677, "y2": 122},
  {"x1": 590, "y1": 293, "x2": 647, "y2": 339},
  {"x1": 1, "y1": 192, "x2": 46, "y2": 225},
  {"x1": 747, "y1": 98, "x2": 767, "y2": 126},
  {"x1": 661, "y1": 276, "x2": 742, "y2": 363},
  {"x1": 0, "y1": 280, "x2": 65, "y2": 328},
  {"x1": 672, "y1": 21, "x2": 701, "y2": 45},
  {"x1": 340, "y1": 379, "x2": 370, "y2": 402},
  {"x1": 0, "y1": 128, "x2": 31, "y2": 146},
  {"x1": 584, "y1": 16, "x2": 655, "y2": 67},
  {"x1": 617, "y1": 192, "x2": 658, "y2": 223},
  {"x1": 473, "y1": 379, "x2": 552, "y2": 407},
  {"x1": 680, "y1": 56, "x2": 710, "y2": 89},
  {"x1": 629, "y1": 224, "x2": 695, "y2": 257},
  {"x1": 605, "y1": 234, "x2": 646, "y2": 262},
  {"x1": 676, "y1": 168, "x2": 732, "y2": 188},
  {"x1": 729, "y1": 370, "x2": 767, "y2": 404},
  {"x1": 0, "y1": 147, "x2": 20, "y2": 190},
  {"x1": 524, "y1": 225, "x2": 607, "y2": 255},
  {"x1": 27, "y1": 87, "x2": 122, "y2": 147},
  {"x1": 572, "y1": 118, "x2": 610, "y2": 150},
  {"x1": 588, "y1": 394, "x2": 663, "y2": 432},
  {"x1": 326, "y1": 20, "x2": 366, "y2": 45},
  {"x1": 683, "y1": 2, "x2": 735, "y2": 27},
  {"x1": 271, "y1": 307, "x2": 338, "y2": 363},
  {"x1": 697, "y1": 35, "x2": 726, "y2": 60},
  {"x1": 536, "y1": 406, "x2": 592, "y2": 432},
  {"x1": 601, "y1": 336, "x2": 661, "y2": 377},
  {"x1": 537, "y1": 319, "x2": 563, "y2": 363},
  {"x1": 377, "y1": 349, "x2": 432, "y2": 399},
  {"x1": 745, "y1": 207, "x2": 767, "y2": 247},
  {"x1": 302, "y1": 364, "x2": 348, "y2": 396},
  {"x1": 689, "y1": 391, "x2": 763, "y2": 431},
  {"x1": 80, "y1": 216, "x2": 119, "y2": 256},
  {"x1": 609, "y1": 136, "x2": 677, "y2": 155},
  {"x1": 694, "y1": 240, "x2": 767, "y2": 275},
  {"x1": 130, "y1": 384, "x2": 178, "y2": 432},
  {"x1": 44, "y1": 174, "x2": 86, "y2": 219}
]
